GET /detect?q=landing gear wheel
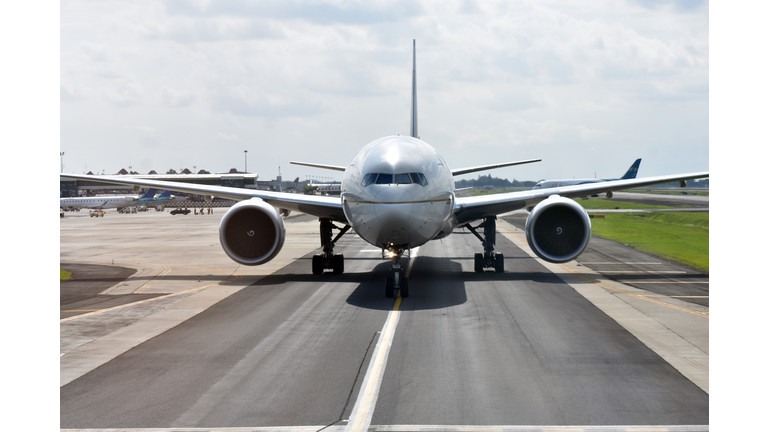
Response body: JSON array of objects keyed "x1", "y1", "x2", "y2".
[
  {"x1": 474, "y1": 253, "x2": 484, "y2": 273},
  {"x1": 385, "y1": 277, "x2": 395, "y2": 298},
  {"x1": 332, "y1": 254, "x2": 344, "y2": 274},
  {"x1": 312, "y1": 254, "x2": 323, "y2": 275},
  {"x1": 494, "y1": 253, "x2": 504, "y2": 273},
  {"x1": 400, "y1": 277, "x2": 409, "y2": 298}
]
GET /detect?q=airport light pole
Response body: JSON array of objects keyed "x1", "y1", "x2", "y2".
[
  {"x1": 60, "y1": 151, "x2": 64, "y2": 173},
  {"x1": 244, "y1": 150, "x2": 248, "y2": 173}
]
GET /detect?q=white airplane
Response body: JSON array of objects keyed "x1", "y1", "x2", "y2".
[
  {"x1": 60, "y1": 188, "x2": 157, "y2": 211},
  {"x1": 60, "y1": 41, "x2": 708, "y2": 298},
  {"x1": 532, "y1": 158, "x2": 642, "y2": 194}
]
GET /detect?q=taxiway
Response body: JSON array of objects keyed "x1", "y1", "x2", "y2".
[{"x1": 60, "y1": 205, "x2": 708, "y2": 431}]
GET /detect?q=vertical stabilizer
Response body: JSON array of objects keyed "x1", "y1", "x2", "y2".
[
  {"x1": 410, "y1": 39, "x2": 418, "y2": 139},
  {"x1": 621, "y1": 158, "x2": 642, "y2": 179}
]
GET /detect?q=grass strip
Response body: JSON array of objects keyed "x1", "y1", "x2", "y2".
[
  {"x1": 574, "y1": 198, "x2": 679, "y2": 210},
  {"x1": 60, "y1": 269, "x2": 72, "y2": 281},
  {"x1": 589, "y1": 212, "x2": 709, "y2": 271}
]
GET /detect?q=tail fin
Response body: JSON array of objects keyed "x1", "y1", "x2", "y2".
[
  {"x1": 621, "y1": 158, "x2": 642, "y2": 179},
  {"x1": 157, "y1": 190, "x2": 173, "y2": 198},
  {"x1": 410, "y1": 39, "x2": 418, "y2": 139},
  {"x1": 140, "y1": 188, "x2": 158, "y2": 199}
]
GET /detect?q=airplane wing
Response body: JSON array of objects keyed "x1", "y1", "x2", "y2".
[
  {"x1": 290, "y1": 161, "x2": 347, "y2": 172},
  {"x1": 451, "y1": 158, "x2": 541, "y2": 176},
  {"x1": 453, "y1": 171, "x2": 708, "y2": 225},
  {"x1": 59, "y1": 174, "x2": 347, "y2": 223}
]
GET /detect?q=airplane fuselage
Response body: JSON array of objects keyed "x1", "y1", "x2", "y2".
[
  {"x1": 60, "y1": 196, "x2": 136, "y2": 210},
  {"x1": 341, "y1": 135, "x2": 455, "y2": 250}
]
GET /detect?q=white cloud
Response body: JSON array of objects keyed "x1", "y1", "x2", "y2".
[
  {"x1": 103, "y1": 78, "x2": 146, "y2": 107},
  {"x1": 60, "y1": 0, "x2": 708, "y2": 178},
  {"x1": 162, "y1": 86, "x2": 196, "y2": 107}
]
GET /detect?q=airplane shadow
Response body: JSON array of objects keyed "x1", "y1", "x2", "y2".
[{"x1": 246, "y1": 254, "x2": 569, "y2": 311}]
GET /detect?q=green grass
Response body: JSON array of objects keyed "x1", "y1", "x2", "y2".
[
  {"x1": 574, "y1": 198, "x2": 680, "y2": 210},
  {"x1": 589, "y1": 212, "x2": 709, "y2": 271},
  {"x1": 60, "y1": 269, "x2": 72, "y2": 281}
]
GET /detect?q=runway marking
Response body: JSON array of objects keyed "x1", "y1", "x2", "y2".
[
  {"x1": 497, "y1": 226, "x2": 709, "y2": 319},
  {"x1": 559, "y1": 266, "x2": 709, "y2": 318},
  {"x1": 60, "y1": 262, "x2": 244, "y2": 323},
  {"x1": 344, "y1": 248, "x2": 419, "y2": 432},
  {"x1": 134, "y1": 264, "x2": 172, "y2": 294}
]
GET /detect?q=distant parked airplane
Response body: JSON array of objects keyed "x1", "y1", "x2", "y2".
[
  {"x1": 532, "y1": 158, "x2": 642, "y2": 192},
  {"x1": 60, "y1": 188, "x2": 157, "y2": 211}
]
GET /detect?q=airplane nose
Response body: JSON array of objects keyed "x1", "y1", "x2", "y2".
[{"x1": 375, "y1": 187, "x2": 413, "y2": 226}]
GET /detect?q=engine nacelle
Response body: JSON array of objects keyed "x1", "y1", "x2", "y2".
[
  {"x1": 219, "y1": 198, "x2": 286, "y2": 266},
  {"x1": 525, "y1": 195, "x2": 591, "y2": 263}
]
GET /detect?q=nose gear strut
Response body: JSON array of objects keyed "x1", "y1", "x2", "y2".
[
  {"x1": 465, "y1": 216, "x2": 504, "y2": 273},
  {"x1": 384, "y1": 247, "x2": 409, "y2": 298},
  {"x1": 312, "y1": 218, "x2": 350, "y2": 275}
]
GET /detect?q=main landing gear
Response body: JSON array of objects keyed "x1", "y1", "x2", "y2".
[
  {"x1": 465, "y1": 216, "x2": 504, "y2": 273},
  {"x1": 312, "y1": 218, "x2": 351, "y2": 275},
  {"x1": 384, "y1": 247, "x2": 409, "y2": 298}
]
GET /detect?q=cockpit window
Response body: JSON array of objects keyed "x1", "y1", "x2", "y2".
[
  {"x1": 395, "y1": 173, "x2": 411, "y2": 184},
  {"x1": 362, "y1": 172, "x2": 428, "y2": 187},
  {"x1": 362, "y1": 173, "x2": 376, "y2": 186},
  {"x1": 410, "y1": 173, "x2": 427, "y2": 186}
]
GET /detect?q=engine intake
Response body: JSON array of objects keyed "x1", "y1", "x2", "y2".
[
  {"x1": 219, "y1": 198, "x2": 286, "y2": 265},
  {"x1": 525, "y1": 195, "x2": 591, "y2": 263}
]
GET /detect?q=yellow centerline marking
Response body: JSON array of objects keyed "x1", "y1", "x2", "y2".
[
  {"x1": 498, "y1": 225, "x2": 709, "y2": 319},
  {"x1": 345, "y1": 247, "x2": 418, "y2": 432}
]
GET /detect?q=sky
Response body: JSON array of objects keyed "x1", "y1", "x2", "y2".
[{"x1": 60, "y1": 0, "x2": 709, "y2": 183}]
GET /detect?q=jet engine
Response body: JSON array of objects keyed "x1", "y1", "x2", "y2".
[
  {"x1": 219, "y1": 198, "x2": 286, "y2": 266},
  {"x1": 525, "y1": 195, "x2": 591, "y2": 263}
]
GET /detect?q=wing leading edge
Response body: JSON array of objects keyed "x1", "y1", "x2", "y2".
[
  {"x1": 58, "y1": 173, "x2": 347, "y2": 223},
  {"x1": 453, "y1": 171, "x2": 709, "y2": 225}
]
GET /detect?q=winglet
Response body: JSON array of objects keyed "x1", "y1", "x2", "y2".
[{"x1": 410, "y1": 39, "x2": 418, "y2": 139}]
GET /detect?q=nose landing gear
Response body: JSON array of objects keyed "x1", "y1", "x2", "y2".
[{"x1": 384, "y1": 247, "x2": 409, "y2": 298}]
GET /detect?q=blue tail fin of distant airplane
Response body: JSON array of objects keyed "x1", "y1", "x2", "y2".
[
  {"x1": 157, "y1": 190, "x2": 173, "y2": 199},
  {"x1": 140, "y1": 188, "x2": 158, "y2": 199},
  {"x1": 621, "y1": 159, "x2": 642, "y2": 179}
]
